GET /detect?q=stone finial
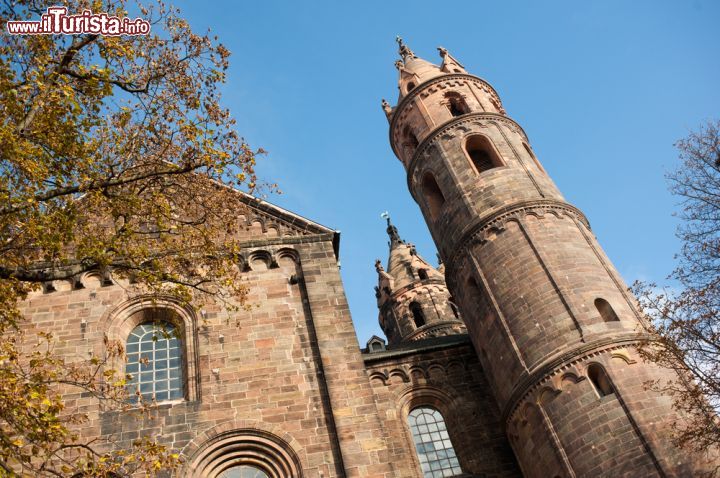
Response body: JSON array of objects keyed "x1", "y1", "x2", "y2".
[
  {"x1": 437, "y1": 46, "x2": 466, "y2": 73},
  {"x1": 381, "y1": 99, "x2": 392, "y2": 117},
  {"x1": 394, "y1": 59, "x2": 404, "y2": 71},
  {"x1": 396, "y1": 36, "x2": 416, "y2": 61},
  {"x1": 381, "y1": 211, "x2": 404, "y2": 246},
  {"x1": 375, "y1": 259, "x2": 384, "y2": 273}
]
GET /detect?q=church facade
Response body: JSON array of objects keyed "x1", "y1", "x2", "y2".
[{"x1": 18, "y1": 42, "x2": 715, "y2": 477}]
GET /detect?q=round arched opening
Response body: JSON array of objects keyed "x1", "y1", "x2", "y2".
[{"x1": 187, "y1": 429, "x2": 303, "y2": 478}]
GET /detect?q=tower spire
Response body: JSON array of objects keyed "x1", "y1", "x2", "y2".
[
  {"x1": 381, "y1": 211, "x2": 404, "y2": 246},
  {"x1": 375, "y1": 212, "x2": 465, "y2": 345},
  {"x1": 391, "y1": 38, "x2": 444, "y2": 101},
  {"x1": 396, "y1": 36, "x2": 416, "y2": 62}
]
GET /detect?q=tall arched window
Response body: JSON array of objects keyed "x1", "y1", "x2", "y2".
[
  {"x1": 445, "y1": 92, "x2": 470, "y2": 117},
  {"x1": 587, "y1": 363, "x2": 614, "y2": 397},
  {"x1": 418, "y1": 268, "x2": 429, "y2": 280},
  {"x1": 410, "y1": 302, "x2": 426, "y2": 328},
  {"x1": 406, "y1": 81, "x2": 416, "y2": 92},
  {"x1": 595, "y1": 298, "x2": 620, "y2": 322},
  {"x1": 422, "y1": 173, "x2": 445, "y2": 220},
  {"x1": 408, "y1": 407, "x2": 462, "y2": 477},
  {"x1": 126, "y1": 321, "x2": 184, "y2": 402},
  {"x1": 465, "y1": 135, "x2": 504, "y2": 174}
]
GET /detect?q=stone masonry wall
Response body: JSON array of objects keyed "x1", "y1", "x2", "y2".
[
  {"x1": 364, "y1": 338, "x2": 522, "y2": 478},
  {"x1": 17, "y1": 236, "x2": 400, "y2": 478}
]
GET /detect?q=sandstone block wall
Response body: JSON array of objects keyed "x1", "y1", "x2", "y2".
[
  {"x1": 364, "y1": 337, "x2": 522, "y2": 478},
  {"x1": 17, "y1": 235, "x2": 400, "y2": 478}
]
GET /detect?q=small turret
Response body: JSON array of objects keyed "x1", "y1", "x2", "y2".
[{"x1": 375, "y1": 214, "x2": 465, "y2": 345}]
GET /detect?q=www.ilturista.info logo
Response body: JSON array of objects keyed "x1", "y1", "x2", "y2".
[{"x1": 6, "y1": 6, "x2": 150, "y2": 36}]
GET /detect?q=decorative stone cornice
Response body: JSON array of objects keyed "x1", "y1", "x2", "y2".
[
  {"x1": 363, "y1": 334, "x2": 472, "y2": 365},
  {"x1": 443, "y1": 199, "x2": 591, "y2": 284},
  {"x1": 405, "y1": 321, "x2": 467, "y2": 342},
  {"x1": 501, "y1": 333, "x2": 655, "y2": 423}
]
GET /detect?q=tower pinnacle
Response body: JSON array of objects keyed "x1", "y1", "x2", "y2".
[
  {"x1": 395, "y1": 36, "x2": 416, "y2": 62},
  {"x1": 374, "y1": 213, "x2": 466, "y2": 345},
  {"x1": 381, "y1": 211, "x2": 404, "y2": 247}
]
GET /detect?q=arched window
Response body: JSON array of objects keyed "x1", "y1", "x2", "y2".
[
  {"x1": 408, "y1": 407, "x2": 462, "y2": 477},
  {"x1": 404, "y1": 125, "x2": 419, "y2": 149},
  {"x1": 445, "y1": 92, "x2": 470, "y2": 117},
  {"x1": 418, "y1": 268, "x2": 429, "y2": 280},
  {"x1": 422, "y1": 173, "x2": 445, "y2": 220},
  {"x1": 125, "y1": 321, "x2": 184, "y2": 403},
  {"x1": 410, "y1": 302, "x2": 426, "y2": 328},
  {"x1": 522, "y1": 142, "x2": 545, "y2": 173},
  {"x1": 407, "y1": 81, "x2": 416, "y2": 92},
  {"x1": 587, "y1": 364, "x2": 614, "y2": 397},
  {"x1": 465, "y1": 135, "x2": 504, "y2": 174},
  {"x1": 187, "y1": 428, "x2": 303, "y2": 478},
  {"x1": 218, "y1": 466, "x2": 269, "y2": 478},
  {"x1": 595, "y1": 298, "x2": 620, "y2": 322}
]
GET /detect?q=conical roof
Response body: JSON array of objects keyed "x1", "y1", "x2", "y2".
[{"x1": 395, "y1": 37, "x2": 444, "y2": 101}]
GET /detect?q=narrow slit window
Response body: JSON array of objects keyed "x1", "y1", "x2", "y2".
[
  {"x1": 587, "y1": 364, "x2": 614, "y2": 397},
  {"x1": 465, "y1": 135, "x2": 504, "y2": 174},
  {"x1": 408, "y1": 407, "x2": 462, "y2": 477},
  {"x1": 422, "y1": 173, "x2": 445, "y2": 220},
  {"x1": 595, "y1": 298, "x2": 620, "y2": 322}
]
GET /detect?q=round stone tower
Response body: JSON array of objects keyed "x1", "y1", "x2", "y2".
[
  {"x1": 383, "y1": 38, "x2": 715, "y2": 477},
  {"x1": 375, "y1": 216, "x2": 465, "y2": 345}
]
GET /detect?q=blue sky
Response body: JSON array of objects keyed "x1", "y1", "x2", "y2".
[{"x1": 174, "y1": 0, "x2": 719, "y2": 344}]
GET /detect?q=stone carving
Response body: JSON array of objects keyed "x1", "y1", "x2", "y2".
[{"x1": 381, "y1": 98, "x2": 392, "y2": 117}]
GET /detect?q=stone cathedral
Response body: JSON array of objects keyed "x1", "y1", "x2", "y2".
[{"x1": 18, "y1": 41, "x2": 717, "y2": 477}]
